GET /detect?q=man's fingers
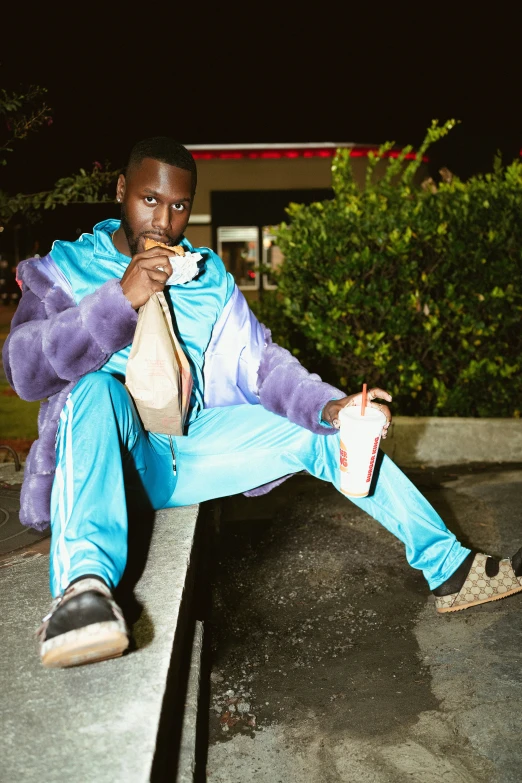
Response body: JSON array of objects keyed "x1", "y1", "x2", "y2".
[
  {"x1": 368, "y1": 387, "x2": 392, "y2": 402},
  {"x1": 134, "y1": 250, "x2": 173, "y2": 276},
  {"x1": 348, "y1": 389, "x2": 392, "y2": 406},
  {"x1": 150, "y1": 259, "x2": 173, "y2": 278},
  {"x1": 146, "y1": 268, "x2": 169, "y2": 284}
]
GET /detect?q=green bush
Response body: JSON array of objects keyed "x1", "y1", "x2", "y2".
[{"x1": 257, "y1": 121, "x2": 522, "y2": 417}]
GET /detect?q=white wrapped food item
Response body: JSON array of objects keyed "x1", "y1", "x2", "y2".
[
  {"x1": 165, "y1": 251, "x2": 202, "y2": 285},
  {"x1": 143, "y1": 238, "x2": 202, "y2": 285}
]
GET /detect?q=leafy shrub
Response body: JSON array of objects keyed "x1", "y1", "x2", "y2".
[
  {"x1": 0, "y1": 86, "x2": 117, "y2": 232},
  {"x1": 258, "y1": 121, "x2": 522, "y2": 417}
]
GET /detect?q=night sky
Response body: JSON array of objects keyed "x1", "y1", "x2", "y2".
[{"x1": 2, "y1": 8, "x2": 521, "y2": 195}]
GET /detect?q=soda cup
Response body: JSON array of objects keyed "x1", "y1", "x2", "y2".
[{"x1": 338, "y1": 406, "x2": 386, "y2": 497}]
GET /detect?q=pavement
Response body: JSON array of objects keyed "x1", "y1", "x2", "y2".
[
  {"x1": 206, "y1": 463, "x2": 522, "y2": 783},
  {"x1": 4, "y1": 460, "x2": 522, "y2": 783},
  {"x1": 0, "y1": 461, "x2": 205, "y2": 783}
]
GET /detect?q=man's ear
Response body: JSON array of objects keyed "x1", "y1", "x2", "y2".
[{"x1": 116, "y1": 174, "x2": 126, "y2": 203}]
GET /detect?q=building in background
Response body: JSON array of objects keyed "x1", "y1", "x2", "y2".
[
  {"x1": 1, "y1": 142, "x2": 427, "y2": 299},
  {"x1": 183, "y1": 142, "x2": 428, "y2": 297}
]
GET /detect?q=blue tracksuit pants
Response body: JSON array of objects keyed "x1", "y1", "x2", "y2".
[{"x1": 49, "y1": 372, "x2": 470, "y2": 597}]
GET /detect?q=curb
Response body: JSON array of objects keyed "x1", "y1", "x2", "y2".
[
  {"x1": 380, "y1": 416, "x2": 522, "y2": 467},
  {"x1": 0, "y1": 499, "x2": 202, "y2": 783}
]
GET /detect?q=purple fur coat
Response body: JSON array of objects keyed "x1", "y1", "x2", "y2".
[{"x1": 3, "y1": 258, "x2": 343, "y2": 531}]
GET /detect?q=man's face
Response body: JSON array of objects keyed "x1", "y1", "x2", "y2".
[{"x1": 116, "y1": 157, "x2": 194, "y2": 255}]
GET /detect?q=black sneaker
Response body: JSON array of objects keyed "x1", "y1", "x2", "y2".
[{"x1": 38, "y1": 577, "x2": 129, "y2": 668}]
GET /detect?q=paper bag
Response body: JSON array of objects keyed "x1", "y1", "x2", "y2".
[{"x1": 125, "y1": 291, "x2": 193, "y2": 435}]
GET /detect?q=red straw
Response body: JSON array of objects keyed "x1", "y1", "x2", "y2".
[{"x1": 360, "y1": 383, "x2": 367, "y2": 416}]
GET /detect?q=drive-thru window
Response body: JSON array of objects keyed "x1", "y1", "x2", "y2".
[{"x1": 184, "y1": 142, "x2": 428, "y2": 295}]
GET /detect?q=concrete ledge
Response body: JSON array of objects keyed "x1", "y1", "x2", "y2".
[
  {"x1": 176, "y1": 620, "x2": 205, "y2": 783},
  {"x1": 0, "y1": 501, "x2": 203, "y2": 783},
  {"x1": 380, "y1": 416, "x2": 522, "y2": 467}
]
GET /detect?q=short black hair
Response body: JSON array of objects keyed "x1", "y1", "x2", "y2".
[{"x1": 126, "y1": 136, "x2": 197, "y2": 192}]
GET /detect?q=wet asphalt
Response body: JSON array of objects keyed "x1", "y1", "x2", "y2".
[{"x1": 206, "y1": 463, "x2": 522, "y2": 783}]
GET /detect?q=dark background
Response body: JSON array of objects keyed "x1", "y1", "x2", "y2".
[{"x1": 1, "y1": 6, "x2": 521, "y2": 211}]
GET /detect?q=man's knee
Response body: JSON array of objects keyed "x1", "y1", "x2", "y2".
[{"x1": 70, "y1": 372, "x2": 130, "y2": 408}]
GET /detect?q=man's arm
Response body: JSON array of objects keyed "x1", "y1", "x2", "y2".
[
  {"x1": 257, "y1": 325, "x2": 346, "y2": 434},
  {"x1": 204, "y1": 284, "x2": 345, "y2": 432},
  {"x1": 4, "y1": 243, "x2": 177, "y2": 402},
  {"x1": 204, "y1": 283, "x2": 392, "y2": 436},
  {"x1": 3, "y1": 278, "x2": 137, "y2": 402}
]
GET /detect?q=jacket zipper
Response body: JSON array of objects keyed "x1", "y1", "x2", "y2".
[{"x1": 168, "y1": 435, "x2": 177, "y2": 475}]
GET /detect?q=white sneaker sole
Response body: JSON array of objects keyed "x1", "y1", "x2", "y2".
[{"x1": 40, "y1": 621, "x2": 129, "y2": 668}]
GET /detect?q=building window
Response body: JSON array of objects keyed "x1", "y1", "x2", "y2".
[
  {"x1": 262, "y1": 228, "x2": 284, "y2": 290},
  {"x1": 217, "y1": 226, "x2": 259, "y2": 290}
]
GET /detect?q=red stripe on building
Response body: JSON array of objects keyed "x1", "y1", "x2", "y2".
[{"x1": 190, "y1": 147, "x2": 429, "y2": 163}]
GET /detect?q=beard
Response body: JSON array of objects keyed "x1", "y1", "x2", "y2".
[{"x1": 120, "y1": 204, "x2": 140, "y2": 256}]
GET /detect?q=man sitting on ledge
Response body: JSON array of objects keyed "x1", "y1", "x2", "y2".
[{"x1": 4, "y1": 136, "x2": 522, "y2": 669}]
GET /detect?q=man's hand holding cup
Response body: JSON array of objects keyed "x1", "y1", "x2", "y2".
[{"x1": 322, "y1": 387, "x2": 392, "y2": 439}]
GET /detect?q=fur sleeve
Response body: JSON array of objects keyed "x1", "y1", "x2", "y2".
[
  {"x1": 3, "y1": 279, "x2": 137, "y2": 402},
  {"x1": 257, "y1": 326, "x2": 345, "y2": 434}
]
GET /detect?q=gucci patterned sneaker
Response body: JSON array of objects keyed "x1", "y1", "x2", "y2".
[
  {"x1": 38, "y1": 576, "x2": 129, "y2": 668},
  {"x1": 433, "y1": 548, "x2": 522, "y2": 613}
]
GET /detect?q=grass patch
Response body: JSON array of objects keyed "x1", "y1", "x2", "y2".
[{"x1": 0, "y1": 382, "x2": 39, "y2": 439}]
